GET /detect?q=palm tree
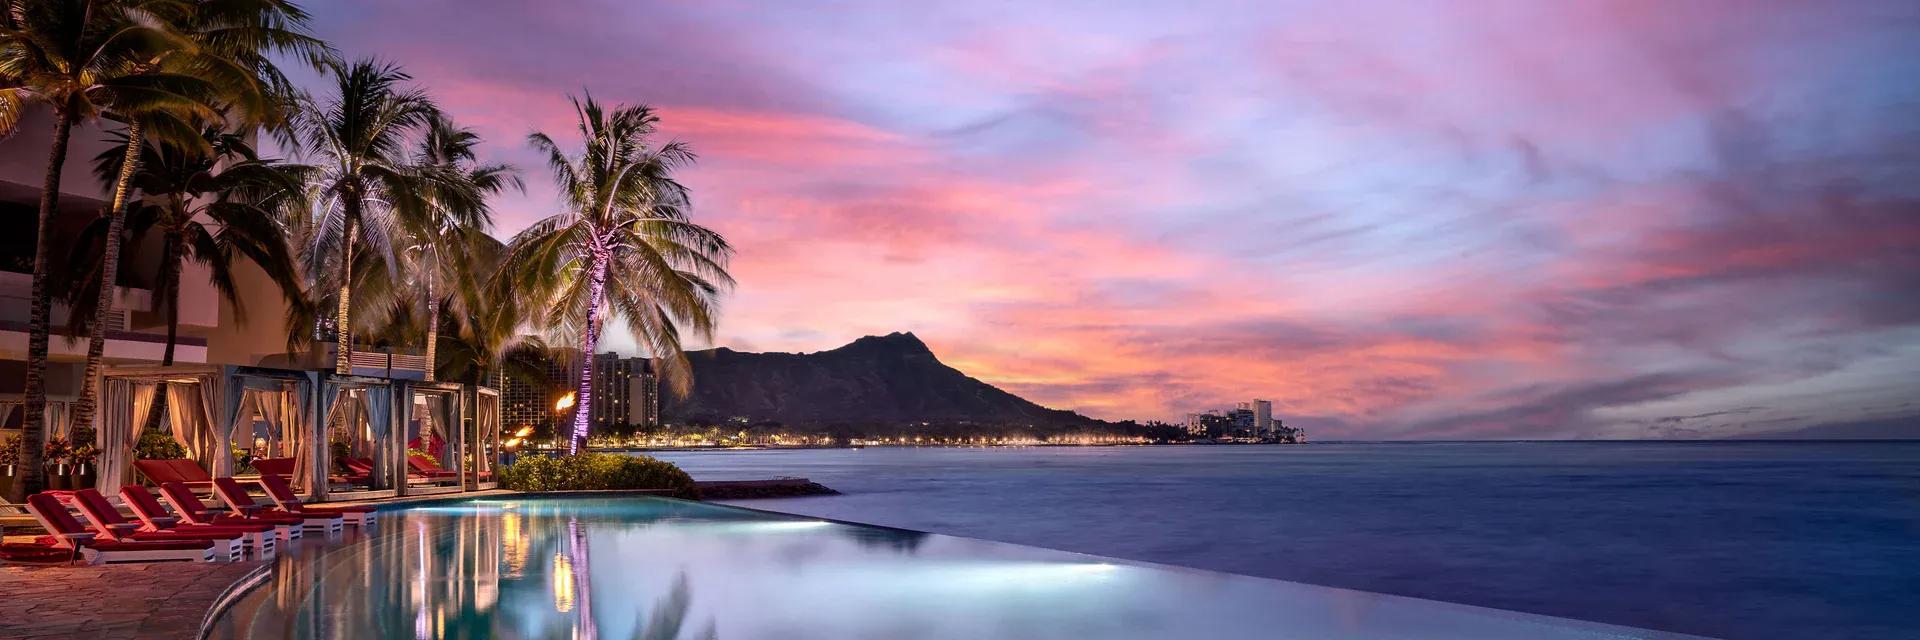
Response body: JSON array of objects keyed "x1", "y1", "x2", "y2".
[
  {"x1": 279, "y1": 59, "x2": 464, "y2": 374},
  {"x1": 0, "y1": 0, "x2": 223, "y2": 502},
  {"x1": 439, "y1": 234, "x2": 551, "y2": 387},
  {"x1": 66, "y1": 0, "x2": 328, "y2": 437},
  {"x1": 405, "y1": 114, "x2": 517, "y2": 381},
  {"x1": 503, "y1": 95, "x2": 734, "y2": 454},
  {"x1": 70, "y1": 128, "x2": 307, "y2": 365}
]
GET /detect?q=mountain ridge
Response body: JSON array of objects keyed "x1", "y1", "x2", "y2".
[{"x1": 661, "y1": 332, "x2": 1106, "y2": 430}]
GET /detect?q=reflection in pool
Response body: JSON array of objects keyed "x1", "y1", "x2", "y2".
[{"x1": 209, "y1": 497, "x2": 1708, "y2": 639}]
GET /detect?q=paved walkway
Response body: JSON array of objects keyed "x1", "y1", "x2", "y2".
[{"x1": 0, "y1": 561, "x2": 262, "y2": 639}]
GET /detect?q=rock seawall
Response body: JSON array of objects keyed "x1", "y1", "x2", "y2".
[{"x1": 696, "y1": 478, "x2": 840, "y2": 500}]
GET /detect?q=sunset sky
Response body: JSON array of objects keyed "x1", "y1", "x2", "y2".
[{"x1": 304, "y1": 1, "x2": 1920, "y2": 438}]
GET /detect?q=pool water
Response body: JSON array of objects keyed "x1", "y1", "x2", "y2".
[{"x1": 209, "y1": 496, "x2": 1709, "y2": 639}]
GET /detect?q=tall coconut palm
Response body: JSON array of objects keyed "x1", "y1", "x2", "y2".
[
  {"x1": 405, "y1": 114, "x2": 517, "y2": 381},
  {"x1": 69, "y1": 128, "x2": 307, "y2": 365},
  {"x1": 0, "y1": 0, "x2": 223, "y2": 502},
  {"x1": 392, "y1": 227, "x2": 546, "y2": 388},
  {"x1": 67, "y1": 0, "x2": 329, "y2": 437},
  {"x1": 279, "y1": 59, "x2": 463, "y2": 374},
  {"x1": 503, "y1": 95, "x2": 734, "y2": 454}
]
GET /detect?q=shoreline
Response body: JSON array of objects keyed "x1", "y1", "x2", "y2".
[{"x1": 591, "y1": 441, "x2": 1308, "y2": 453}]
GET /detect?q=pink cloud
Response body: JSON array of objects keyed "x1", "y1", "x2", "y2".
[{"x1": 300, "y1": 0, "x2": 1920, "y2": 439}]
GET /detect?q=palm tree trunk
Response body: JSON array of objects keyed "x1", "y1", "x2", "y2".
[
  {"x1": 334, "y1": 203, "x2": 358, "y2": 375},
  {"x1": 568, "y1": 255, "x2": 611, "y2": 454},
  {"x1": 160, "y1": 231, "x2": 184, "y2": 366},
  {"x1": 12, "y1": 107, "x2": 75, "y2": 503},
  {"x1": 424, "y1": 276, "x2": 438, "y2": 382},
  {"x1": 69, "y1": 121, "x2": 146, "y2": 436},
  {"x1": 141, "y1": 230, "x2": 184, "y2": 439}
]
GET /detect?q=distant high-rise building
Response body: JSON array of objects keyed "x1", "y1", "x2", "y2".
[
  {"x1": 629, "y1": 361, "x2": 660, "y2": 428},
  {"x1": 501, "y1": 355, "x2": 571, "y2": 439},
  {"x1": 504, "y1": 351, "x2": 662, "y2": 441},
  {"x1": 1253, "y1": 399, "x2": 1273, "y2": 433},
  {"x1": 1228, "y1": 407, "x2": 1256, "y2": 434},
  {"x1": 590, "y1": 352, "x2": 659, "y2": 431}
]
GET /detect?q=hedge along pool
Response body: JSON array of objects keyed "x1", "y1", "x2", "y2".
[{"x1": 207, "y1": 495, "x2": 1712, "y2": 639}]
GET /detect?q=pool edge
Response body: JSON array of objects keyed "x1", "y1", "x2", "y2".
[{"x1": 196, "y1": 563, "x2": 274, "y2": 640}]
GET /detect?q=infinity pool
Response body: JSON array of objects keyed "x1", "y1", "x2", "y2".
[{"x1": 209, "y1": 496, "x2": 1709, "y2": 639}]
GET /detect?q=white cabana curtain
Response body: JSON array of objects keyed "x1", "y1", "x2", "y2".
[
  {"x1": 46, "y1": 401, "x2": 70, "y2": 440},
  {"x1": 280, "y1": 383, "x2": 310, "y2": 492},
  {"x1": 363, "y1": 386, "x2": 394, "y2": 489},
  {"x1": 168, "y1": 383, "x2": 223, "y2": 472},
  {"x1": 218, "y1": 389, "x2": 259, "y2": 476},
  {"x1": 477, "y1": 391, "x2": 499, "y2": 478},
  {"x1": 422, "y1": 394, "x2": 455, "y2": 472},
  {"x1": 196, "y1": 380, "x2": 219, "y2": 467},
  {"x1": 98, "y1": 380, "x2": 159, "y2": 490},
  {"x1": 363, "y1": 387, "x2": 392, "y2": 443},
  {"x1": 323, "y1": 388, "x2": 351, "y2": 449},
  {"x1": 256, "y1": 389, "x2": 284, "y2": 453}
]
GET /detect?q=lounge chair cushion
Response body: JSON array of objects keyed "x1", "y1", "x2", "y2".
[
  {"x1": 87, "y1": 538, "x2": 215, "y2": 551},
  {"x1": 252, "y1": 457, "x2": 295, "y2": 479}
]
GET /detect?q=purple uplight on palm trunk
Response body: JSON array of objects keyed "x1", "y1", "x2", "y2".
[{"x1": 569, "y1": 254, "x2": 610, "y2": 454}]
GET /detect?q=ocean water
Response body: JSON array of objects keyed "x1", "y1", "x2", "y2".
[{"x1": 653, "y1": 442, "x2": 1920, "y2": 640}]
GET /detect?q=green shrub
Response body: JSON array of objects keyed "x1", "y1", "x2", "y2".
[
  {"x1": 406, "y1": 447, "x2": 439, "y2": 466},
  {"x1": 136, "y1": 429, "x2": 188, "y2": 460},
  {"x1": 499, "y1": 453, "x2": 699, "y2": 499}
]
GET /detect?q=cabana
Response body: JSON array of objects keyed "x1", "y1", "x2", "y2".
[
  {"x1": 399, "y1": 380, "x2": 467, "y2": 496},
  {"x1": 470, "y1": 386, "x2": 501, "y2": 490},
  {"x1": 224, "y1": 367, "x2": 317, "y2": 492},
  {"x1": 94, "y1": 365, "x2": 317, "y2": 496},
  {"x1": 315, "y1": 374, "x2": 402, "y2": 501},
  {"x1": 94, "y1": 363, "x2": 492, "y2": 504},
  {"x1": 0, "y1": 396, "x2": 72, "y2": 439}
]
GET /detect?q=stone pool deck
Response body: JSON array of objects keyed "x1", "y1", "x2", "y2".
[{"x1": 0, "y1": 562, "x2": 262, "y2": 639}]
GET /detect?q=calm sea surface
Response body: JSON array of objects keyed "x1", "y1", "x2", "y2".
[{"x1": 653, "y1": 442, "x2": 1919, "y2": 640}]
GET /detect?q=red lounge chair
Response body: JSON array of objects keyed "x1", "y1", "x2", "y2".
[
  {"x1": 133, "y1": 458, "x2": 215, "y2": 490},
  {"x1": 212, "y1": 477, "x2": 344, "y2": 535},
  {"x1": 256, "y1": 473, "x2": 378, "y2": 528},
  {"x1": 67, "y1": 489, "x2": 247, "y2": 561},
  {"x1": 407, "y1": 455, "x2": 461, "y2": 481},
  {"x1": 0, "y1": 542, "x2": 80, "y2": 564},
  {"x1": 335, "y1": 456, "x2": 374, "y2": 486},
  {"x1": 252, "y1": 457, "x2": 296, "y2": 480},
  {"x1": 158, "y1": 481, "x2": 305, "y2": 541},
  {"x1": 23, "y1": 493, "x2": 215, "y2": 564},
  {"x1": 116, "y1": 487, "x2": 280, "y2": 558}
]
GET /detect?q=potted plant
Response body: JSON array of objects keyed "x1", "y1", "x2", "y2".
[
  {"x1": 42, "y1": 436, "x2": 72, "y2": 490},
  {"x1": 67, "y1": 427, "x2": 97, "y2": 490},
  {"x1": 69, "y1": 444, "x2": 98, "y2": 490},
  {"x1": 0, "y1": 434, "x2": 19, "y2": 497}
]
